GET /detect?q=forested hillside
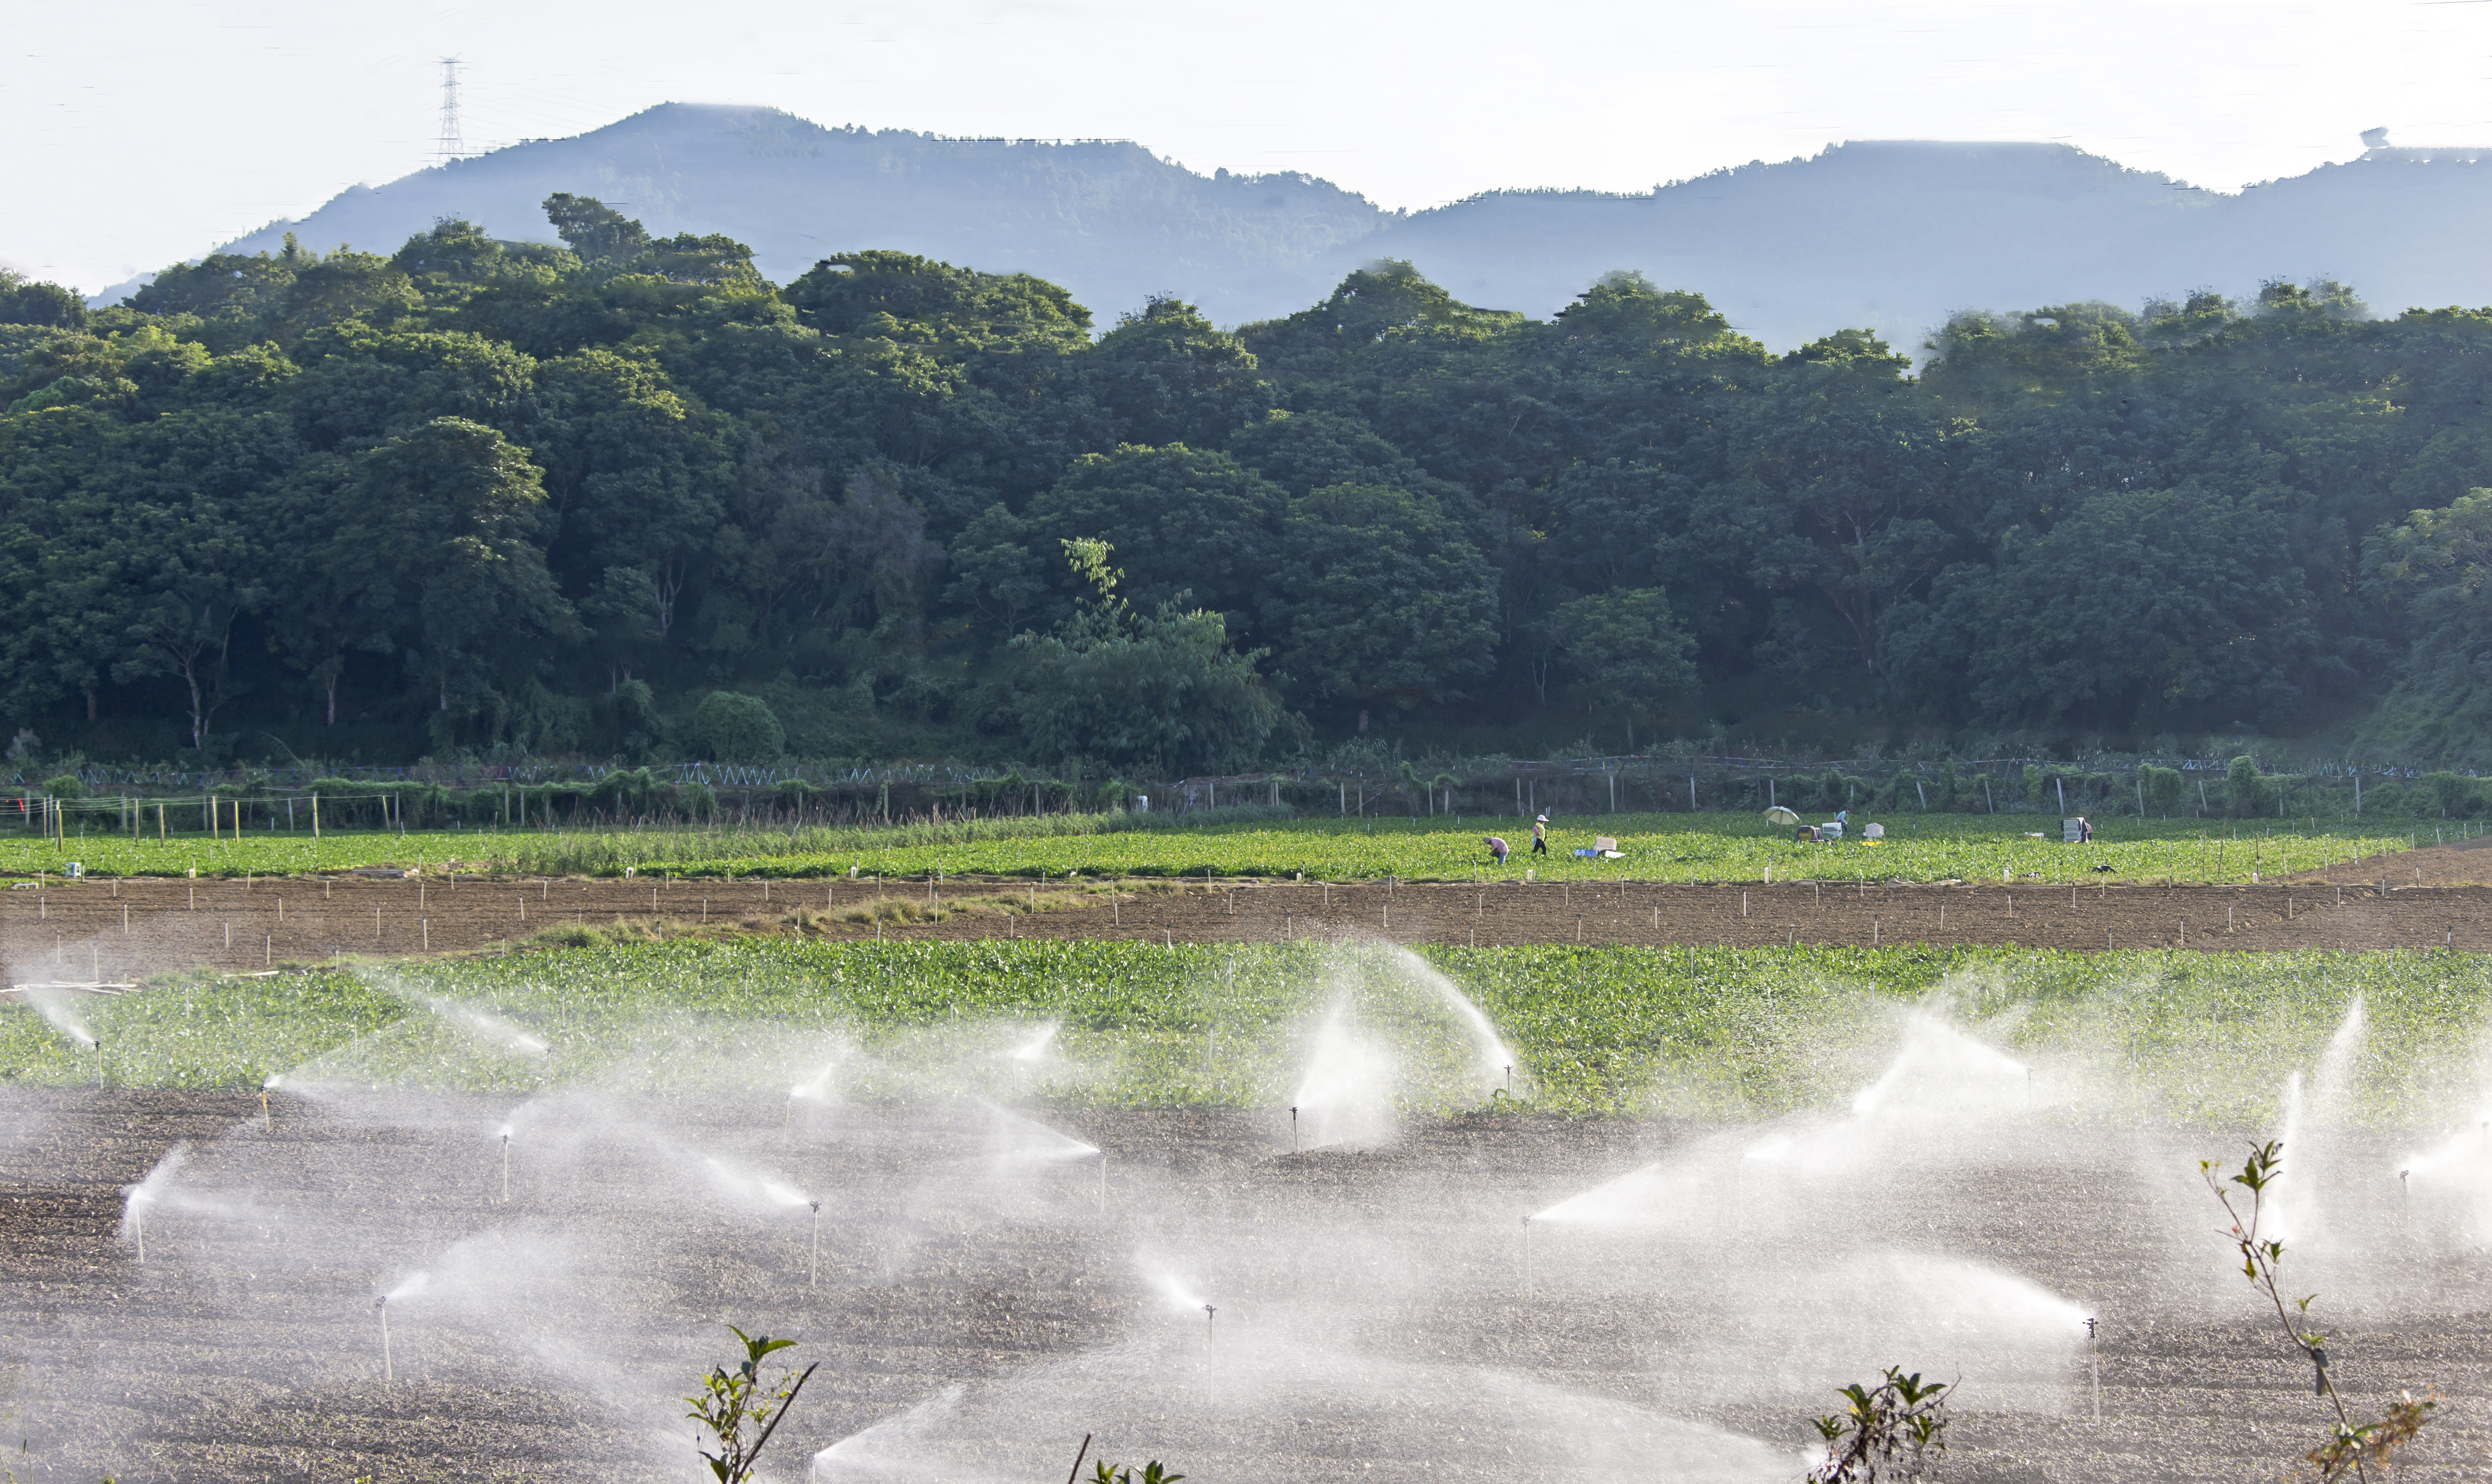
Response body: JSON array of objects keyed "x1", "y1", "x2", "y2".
[{"x1": 6, "y1": 198, "x2": 2492, "y2": 771}]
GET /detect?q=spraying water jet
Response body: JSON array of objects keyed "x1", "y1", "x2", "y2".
[
  {"x1": 373, "y1": 1272, "x2": 426, "y2": 1381},
  {"x1": 119, "y1": 1141, "x2": 194, "y2": 1264},
  {"x1": 1289, "y1": 1002, "x2": 1396, "y2": 1150}
]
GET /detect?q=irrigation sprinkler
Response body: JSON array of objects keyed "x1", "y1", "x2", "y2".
[
  {"x1": 501, "y1": 1133, "x2": 511, "y2": 1203},
  {"x1": 1504, "y1": 1065, "x2": 1513, "y2": 1097},
  {"x1": 260, "y1": 1091, "x2": 271, "y2": 1132},
  {"x1": 807, "y1": 1200, "x2": 823, "y2": 1286},
  {"x1": 2086, "y1": 1317, "x2": 2100, "y2": 1420},
  {"x1": 2401, "y1": 1168, "x2": 2411, "y2": 1223},
  {"x1": 1290, "y1": 1105, "x2": 1299, "y2": 1154},
  {"x1": 1521, "y1": 1214, "x2": 1533, "y2": 1295},
  {"x1": 1203, "y1": 1303, "x2": 1217, "y2": 1348},
  {"x1": 1097, "y1": 1150, "x2": 1108, "y2": 1215},
  {"x1": 376, "y1": 1297, "x2": 394, "y2": 1381}
]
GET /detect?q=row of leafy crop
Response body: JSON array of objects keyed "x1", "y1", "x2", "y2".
[
  {"x1": 0, "y1": 813, "x2": 2424, "y2": 885},
  {"x1": 4, "y1": 939, "x2": 2476, "y2": 1125},
  {"x1": 653, "y1": 813, "x2": 2413, "y2": 887}
]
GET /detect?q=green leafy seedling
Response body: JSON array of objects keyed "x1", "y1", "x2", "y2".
[
  {"x1": 1808, "y1": 1367, "x2": 1950, "y2": 1482},
  {"x1": 685, "y1": 1325, "x2": 818, "y2": 1484}
]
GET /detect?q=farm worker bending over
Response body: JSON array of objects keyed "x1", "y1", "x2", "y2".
[
  {"x1": 2074, "y1": 816, "x2": 2093, "y2": 843},
  {"x1": 1485, "y1": 836, "x2": 1510, "y2": 866},
  {"x1": 1532, "y1": 815, "x2": 1550, "y2": 854}
]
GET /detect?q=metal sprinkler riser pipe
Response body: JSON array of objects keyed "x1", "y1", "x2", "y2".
[{"x1": 2086, "y1": 1316, "x2": 2100, "y2": 1421}]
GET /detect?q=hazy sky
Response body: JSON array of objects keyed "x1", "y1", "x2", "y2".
[{"x1": 11, "y1": 0, "x2": 2492, "y2": 293}]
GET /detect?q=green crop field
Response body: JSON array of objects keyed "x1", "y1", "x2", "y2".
[
  {"x1": 4, "y1": 939, "x2": 2479, "y2": 1125},
  {"x1": 0, "y1": 812, "x2": 2429, "y2": 886}
]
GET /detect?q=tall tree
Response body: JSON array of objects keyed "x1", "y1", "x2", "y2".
[
  {"x1": 326, "y1": 418, "x2": 576, "y2": 741},
  {"x1": 1012, "y1": 539, "x2": 1287, "y2": 773},
  {"x1": 1267, "y1": 482, "x2": 1498, "y2": 705}
]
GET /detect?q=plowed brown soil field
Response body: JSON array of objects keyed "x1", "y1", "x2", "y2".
[{"x1": 3, "y1": 836, "x2": 2488, "y2": 978}]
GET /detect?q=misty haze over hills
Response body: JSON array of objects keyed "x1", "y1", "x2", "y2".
[{"x1": 174, "y1": 103, "x2": 2492, "y2": 346}]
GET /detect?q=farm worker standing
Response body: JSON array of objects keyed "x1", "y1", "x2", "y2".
[
  {"x1": 1485, "y1": 835, "x2": 1510, "y2": 865},
  {"x1": 1532, "y1": 815, "x2": 1550, "y2": 854}
]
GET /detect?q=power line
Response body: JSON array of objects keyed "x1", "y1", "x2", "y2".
[{"x1": 436, "y1": 57, "x2": 465, "y2": 165}]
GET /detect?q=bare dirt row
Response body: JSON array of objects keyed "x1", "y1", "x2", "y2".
[{"x1": 0, "y1": 853, "x2": 2487, "y2": 979}]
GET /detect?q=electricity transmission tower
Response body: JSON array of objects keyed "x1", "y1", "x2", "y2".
[{"x1": 435, "y1": 57, "x2": 465, "y2": 164}]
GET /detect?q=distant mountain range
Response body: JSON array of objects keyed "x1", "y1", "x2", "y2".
[{"x1": 144, "y1": 104, "x2": 2492, "y2": 348}]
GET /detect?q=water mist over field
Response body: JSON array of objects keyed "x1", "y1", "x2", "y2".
[{"x1": 4, "y1": 944, "x2": 2490, "y2": 1479}]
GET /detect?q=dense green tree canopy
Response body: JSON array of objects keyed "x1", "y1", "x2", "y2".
[
  {"x1": 12, "y1": 196, "x2": 2492, "y2": 766},
  {"x1": 1011, "y1": 539, "x2": 1284, "y2": 773},
  {"x1": 1267, "y1": 482, "x2": 1497, "y2": 704}
]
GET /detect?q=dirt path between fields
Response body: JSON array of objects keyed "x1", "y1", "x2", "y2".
[{"x1": 1, "y1": 854, "x2": 2488, "y2": 980}]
